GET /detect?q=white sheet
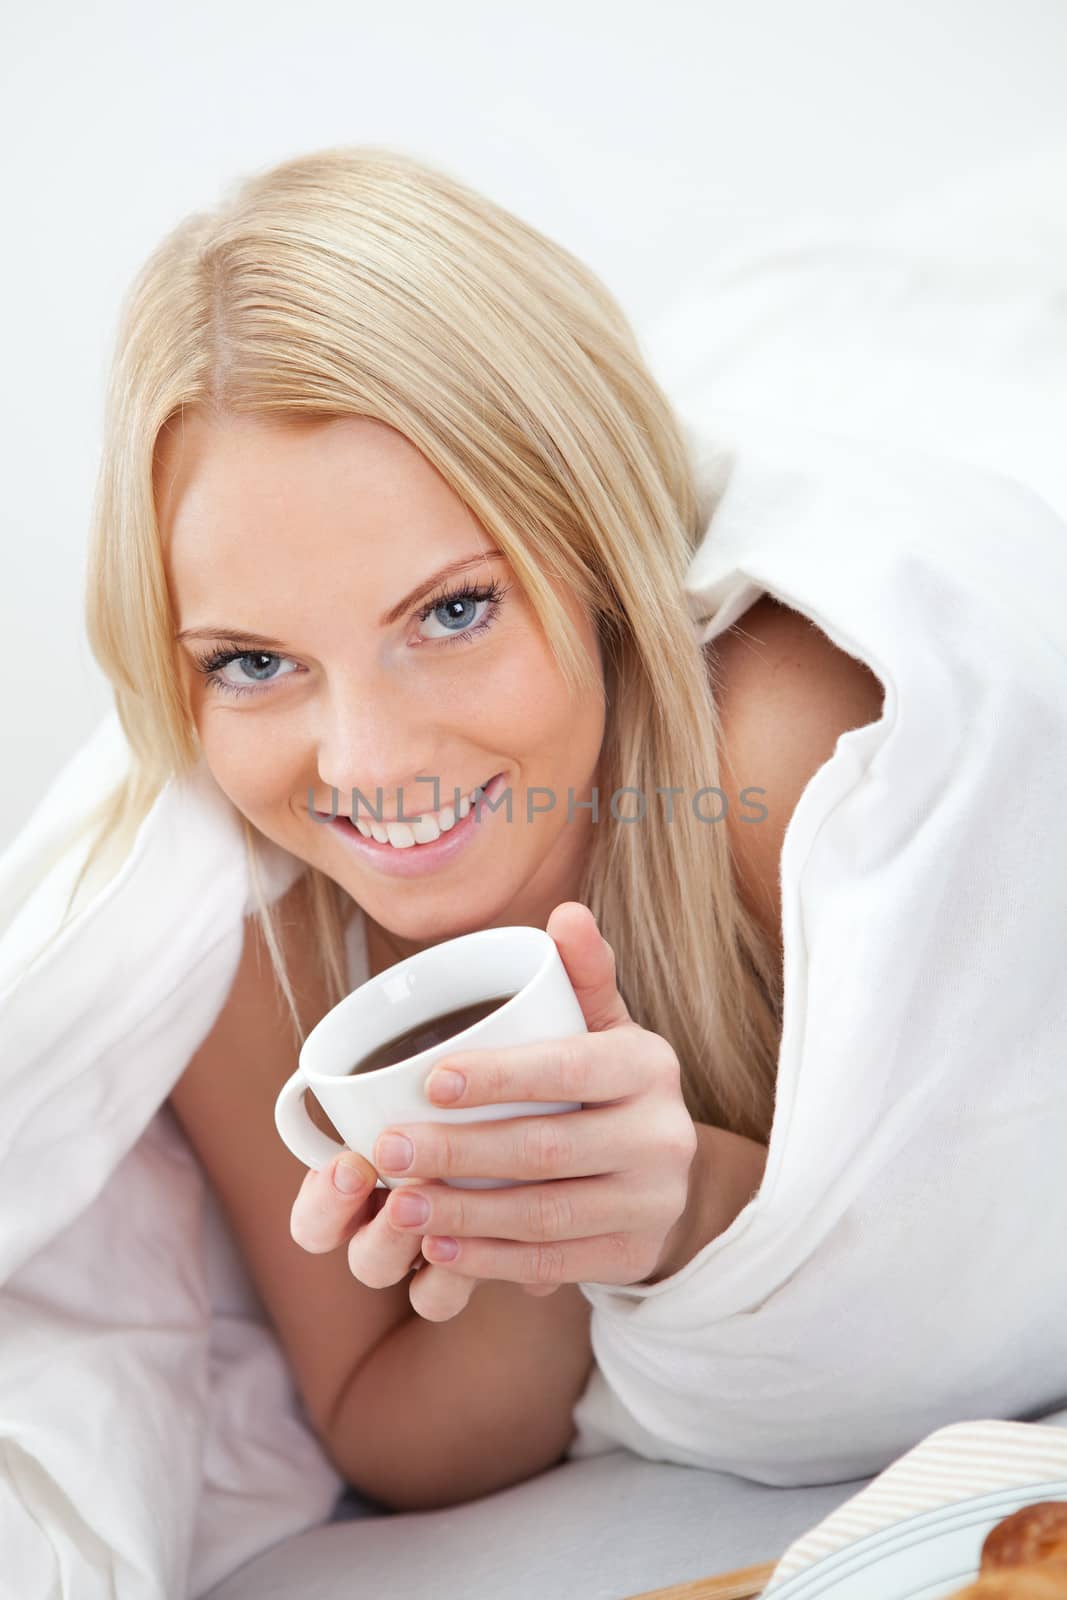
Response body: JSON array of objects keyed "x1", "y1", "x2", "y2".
[
  {"x1": 568, "y1": 410, "x2": 1067, "y2": 1479},
  {"x1": 0, "y1": 728, "x2": 345, "y2": 1599}
]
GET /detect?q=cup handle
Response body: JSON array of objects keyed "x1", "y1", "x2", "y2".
[{"x1": 274, "y1": 1068, "x2": 346, "y2": 1170}]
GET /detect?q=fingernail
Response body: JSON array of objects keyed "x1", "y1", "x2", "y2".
[
  {"x1": 333, "y1": 1155, "x2": 369, "y2": 1194},
  {"x1": 392, "y1": 1192, "x2": 430, "y2": 1226},
  {"x1": 425, "y1": 1236, "x2": 458, "y2": 1261},
  {"x1": 427, "y1": 1068, "x2": 465, "y2": 1103},
  {"x1": 376, "y1": 1133, "x2": 414, "y2": 1172}
]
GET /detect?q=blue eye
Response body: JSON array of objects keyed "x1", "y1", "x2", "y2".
[
  {"x1": 189, "y1": 648, "x2": 299, "y2": 698},
  {"x1": 190, "y1": 578, "x2": 510, "y2": 698},
  {"x1": 416, "y1": 579, "x2": 509, "y2": 643}
]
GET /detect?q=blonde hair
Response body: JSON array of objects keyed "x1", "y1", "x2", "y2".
[{"x1": 60, "y1": 144, "x2": 782, "y2": 1141}]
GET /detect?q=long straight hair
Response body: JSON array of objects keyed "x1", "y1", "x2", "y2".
[{"x1": 54, "y1": 146, "x2": 782, "y2": 1141}]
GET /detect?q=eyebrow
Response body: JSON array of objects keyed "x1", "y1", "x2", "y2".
[{"x1": 174, "y1": 549, "x2": 504, "y2": 645}]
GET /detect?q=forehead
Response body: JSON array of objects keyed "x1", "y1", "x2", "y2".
[
  {"x1": 159, "y1": 413, "x2": 496, "y2": 623},
  {"x1": 155, "y1": 412, "x2": 467, "y2": 546}
]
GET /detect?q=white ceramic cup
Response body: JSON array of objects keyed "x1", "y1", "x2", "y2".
[{"x1": 274, "y1": 924, "x2": 585, "y2": 1190}]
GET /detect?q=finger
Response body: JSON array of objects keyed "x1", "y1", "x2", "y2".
[
  {"x1": 420, "y1": 1228, "x2": 664, "y2": 1287},
  {"x1": 375, "y1": 1100, "x2": 675, "y2": 1184},
  {"x1": 290, "y1": 1151, "x2": 380, "y2": 1253},
  {"x1": 423, "y1": 1025, "x2": 676, "y2": 1111},
  {"x1": 345, "y1": 1178, "x2": 454, "y2": 1289},
  {"x1": 408, "y1": 1263, "x2": 478, "y2": 1322},
  {"x1": 544, "y1": 901, "x2": 633, "y2": 1032},
  {"x1": 522, "y1": 1283, "x2": 560, "y2": 1297},
  {"x1": 384, "y1": 1173, "x2": 667, "y2": 1244}
]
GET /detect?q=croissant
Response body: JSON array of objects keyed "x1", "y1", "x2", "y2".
[{"x1": 948, "y1": 1501, "x2": 1067, "y2": 1597}]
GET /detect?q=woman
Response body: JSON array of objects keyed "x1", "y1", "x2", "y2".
[
  {"x1": 4, "y1": 143, "x2": 1066, "y2": 1593},
  {"x1": 156, "y1": 398, "x2": 876, "y2": 1509},
  {"x1": 117, "y1": 140, "x2": 866, "y2": 1504}
]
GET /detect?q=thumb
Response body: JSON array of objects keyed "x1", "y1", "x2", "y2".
[{"x1": 546, "y1": 901, "x2": 632, "y2": 1033}]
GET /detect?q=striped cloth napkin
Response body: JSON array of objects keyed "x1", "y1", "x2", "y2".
[{"x1": 764, "y1": 1417, "x2": 1067, "y2": 1590}]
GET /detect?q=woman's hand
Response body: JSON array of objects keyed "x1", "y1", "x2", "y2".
[
  {"x1": 288, "y1": 1152, "x2": 474, "y2": 1325},
  {"x1": 288, "y1": 902, "x2": 700, "y2": 1322}
]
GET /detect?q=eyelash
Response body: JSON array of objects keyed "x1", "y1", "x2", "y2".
[{"x1": 190, "y1": 577, "x2": 511, "y2": 699}]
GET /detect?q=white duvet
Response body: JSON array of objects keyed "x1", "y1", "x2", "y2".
[
  {"x1": 568, "y1": 411, "x2": 1067, "y2": 1475},
  {"x1": 0, "y1": 728, "x2": 343, "y2": 1599}
]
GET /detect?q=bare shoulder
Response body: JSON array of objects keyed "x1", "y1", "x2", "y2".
[{"x1": 704, "y1": 594, "x2": 886, "y2": 957}]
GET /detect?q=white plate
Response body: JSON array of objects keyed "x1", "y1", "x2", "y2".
[{"x1": 767, "y1": 1477, "x2": 1067, "y2": 1599}]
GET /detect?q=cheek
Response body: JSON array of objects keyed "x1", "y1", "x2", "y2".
[
  {"x1": 489, "y1": 630, "x2": 604, "y2": 761},
  {"x1": 477, "y1": 641, "x2": 579, "y2": 750},
  {"x1": 196, "y1": 714, "x2": 297, "y2": 815}
]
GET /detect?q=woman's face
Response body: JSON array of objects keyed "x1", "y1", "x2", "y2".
[{"x1": 157, "y1": 413, "x2": 607, "y2": 956}]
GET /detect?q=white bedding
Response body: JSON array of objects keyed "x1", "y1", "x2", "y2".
[
  {"x1": 0, "y1": 729, "x2": 345, "y2": 1599},
  {"x1": 644, "y1": 146, "x2": 1067, "y2": 523},
  {"x1": 568, "y1": 410, "x2": 1067, "y2": 1477}
]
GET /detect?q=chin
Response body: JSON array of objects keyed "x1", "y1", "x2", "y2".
[
  {"x1": 375, "y1": 896, "x2": 500, "y2": 943},
  {"x1": 409, "y1": 875, "x2": 532, "y2": 940}
]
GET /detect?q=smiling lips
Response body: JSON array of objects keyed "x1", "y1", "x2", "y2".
[
  {"x1": 320, "y1": 771, "x2": 509, "y2": 880},
  {"x1": 317, "y1": 772, "x2": 504, "y2": 851}
]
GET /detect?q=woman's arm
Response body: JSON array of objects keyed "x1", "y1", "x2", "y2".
[
  {"x1": 640, "y1": 1122, "x2": 769, "y2": 1283},
  {"x1": 168, "y1": 877, "x2": 593, "y2": 1510},
  {"x1": 167, "y1": 885, "x2": 412, "y2": 1443},
  {"x1": 326, "y1": 1279, "x2": 592, "y2": 1510}
]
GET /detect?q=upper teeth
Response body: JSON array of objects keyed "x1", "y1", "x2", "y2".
[{"x1": 350, "y1": 781, "x2": 491, "y2": 849}]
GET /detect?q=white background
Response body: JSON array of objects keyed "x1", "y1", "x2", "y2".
[{"x1": 3, "y1": 0, "x2": 1066, "y2": 845}]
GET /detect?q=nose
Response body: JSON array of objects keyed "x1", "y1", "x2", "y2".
[{"x1": 315, "y1": 677, "x2": 432, "y2": 812}]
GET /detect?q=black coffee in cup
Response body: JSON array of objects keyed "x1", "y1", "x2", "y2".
[{"x1": 348, "y1": 994, "x2": 515, "y2": 1076}]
